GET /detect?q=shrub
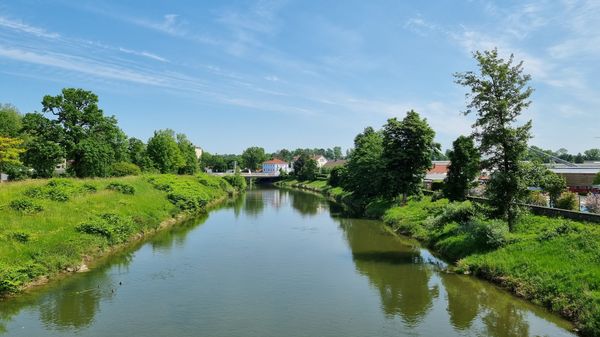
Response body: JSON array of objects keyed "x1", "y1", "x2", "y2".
[
  {"x1": 222, "y1": 174, "x2": 247, "y2": 191},
  {"x1": 430, "y1": 201, "x2": 476, "y2": 229},
  {"x1": 555, "y1": 191, "x2": 579, "y2": 211},
  {"x1": 9, "y1": 199, "x2": 43, "y2": 214},
  {"x1": 467, "y1": 218, "x2": 509, "y2": 249},
  {"x1": 9, "y1": 231, "x2": 30, "y2": 243},
  {"x1": 328, "y1": 166, "x2": 347, "y2": 187},
  {"x1": 106, "y1": 182, "x2": 136, "y2": 195},
  {"x1": 23, "y1": 179, "x2": 83, "y2": 202},
  {"x1": 80, "y1": 183, "x2": 98, "y2": 193},
  {"x1": 76, "y1": 213, "x2": 134, "y2": 244},
  {"x1": 584, "y1": 193, "x2": 600, "y2": 214},
  {"x1": 527, "y1": 191, "x2": 548, "y2": 207},
  {"x1": 110, "y1": 162, "x2": 141, "y2": 177}
]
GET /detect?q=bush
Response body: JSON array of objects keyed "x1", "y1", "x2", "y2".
[
  {"x1": 527, "y1": 191, "x2": 548, "y2": 207},
  {"x1": 222, "y1": 174, "x2": 247, "y2": 191},
  {"x1": 9, "y1": 199, "x2": 43, "y2": 214},
  {"x1": 328, "y1": 166, "x2": 347, "y2": 187},
  {"x1": 81, "y1": 183, "x2": 98, "y2": 193},
  {"x1": 9, "y1": 231, "x2": 30, "y2": 243},
  {"x1": 76, "y1": 213, "x2": 134, "y2": 244},
  {"x1": 110, "y1": 162, "x2": 142, "y2": 177},
  {"x1": 106, "y1": 182, "x2": 136, "y2": 195},
  {"x1": 467, "y1": 218, "x2": 509, "y2": 249},
  {"x1": 555, "y1": 191, "x2": 579, "y2": 211},
  {"x1": 23, "y1": 179, "x2": 85, "y2": 202}
]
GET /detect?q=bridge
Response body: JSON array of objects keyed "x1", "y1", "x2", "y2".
[{"x1": 210, "y1": 172, "x2": 283, "y2": 180}]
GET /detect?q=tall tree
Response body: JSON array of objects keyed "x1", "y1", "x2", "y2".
[
  {"x1": 454, "y1": 49, "x2": 533, "y2": 228},
  {"x1": 333, "y1": 146, "x2": 343, "y2": 160},
  {"x1": 0, "y1": 136, "x2": 25, "y2": 173},
  {"x1": 176, "y1": 133, "x2": 199, "y2": 175},
  {"x1": 0, "y1": 103, "x2": 22, "y2": 137},
  {"x1": 21, "y1": 113, "x2": 65, "y2": 178},
  {"x1": 293, "y1": 153, "x2": 318, "y2": 181},
  {"x1": 584, "y1": 149, "x2": 600, "y2": 161},
  {"x1": 127, "y1": 137, "x2": 153, "y2": 171},
  {"x1": 41, "y1": 88, "x2": 127, "y2": 177},
  {"x1": 382, "y1": 110, "x2": 437, "y2": 201},
  {"x1": 241, "y1": 146, "x2": 266, "y2": 171},
  {"x1": 443, "y1": 136, "x2": 480, "y2": 201},
  {"x1": 343, "y1": 127, "x2": 386, "y2": 201},
  {"x1": 147, "y1": 129, "x2": 184, "y2": 174}
]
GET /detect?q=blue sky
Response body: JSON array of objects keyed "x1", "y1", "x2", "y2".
[{"x1": 0, "y1": 0, "x2": 598, "y2": 154}]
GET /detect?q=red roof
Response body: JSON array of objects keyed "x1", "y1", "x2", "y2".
[
  {"x1": 263, "y1": 159, "x2": 288, "y2": 165},
  {"x1": 427, "y1": 163, "x2": 449, "y2": 174}
]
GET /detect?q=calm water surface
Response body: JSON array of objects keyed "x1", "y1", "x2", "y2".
[{"x1": 0, "y1": 188, "x2": 578, "y2": 337}]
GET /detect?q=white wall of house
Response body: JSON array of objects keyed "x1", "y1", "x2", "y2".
[{"x1": 262, "y1": 162, "x2": 291, "y2": 174}]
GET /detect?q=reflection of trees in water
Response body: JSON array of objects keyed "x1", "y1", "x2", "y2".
[
  {"x1": 290, "y1": 190, "x2": 327, "y2": 216},
  {"x1": 440, "y1": 269, "x2": 531, "y2": 336},
  {"x1": 339, "y1": 219, "x2": 436, "y2": 327},
  {"x1": 151, "y1": 215, "x2": 209, "y2": 252},
  {"x1": 38, "y1": 271, "x2": 115, "y2": 331},
  {"x1": 244, "y1": 190, "x2": 265, "y2": 217}
]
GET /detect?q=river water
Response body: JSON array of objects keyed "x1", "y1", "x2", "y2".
[{"x1": 0, "y1": 188, "x2": 578, "y2": 337}]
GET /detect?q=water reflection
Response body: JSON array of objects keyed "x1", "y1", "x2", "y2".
[{"x1": 339, "y1": 219, "x2": 437, "y2": 327}]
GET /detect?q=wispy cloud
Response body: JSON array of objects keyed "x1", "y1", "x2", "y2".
[
  {"x1": 118, "y1": 47, "x2": 168, "y2": 62},
  {"x1": 0, "y1": 16, "x2": 60, "y2": 39}
]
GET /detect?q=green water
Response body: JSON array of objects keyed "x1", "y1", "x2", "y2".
[{"x1": 0, "y1": 188, "x2": 578, "y2": 336}]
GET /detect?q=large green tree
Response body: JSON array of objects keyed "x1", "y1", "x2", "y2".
[
  {"x1": 293, "y1": 153, "x2": 318, "y2": 181},
  {"x1": 382, "y1": 110, "x2": 437, "y2": 201},
  {"x1": 455, "y1": 49, "x2": 533, "y2": 228},
  {"x1": 41, "y1": 88, "x2": 128, "y2": 177},
  {"x1": 176, "y1": 133, "x2": 199, "y2": 175},
  {"x1": 21, "y1": 113, "x2": 65, "y2": 178},
  {"x1": 241, "y1": 146, "x2": 266, "y2": 171},
  {"x1": 127, "y1": 137, "x2": 153, "y2": 171},
  {"x1": 342, "y1": 127, "x2": 386, "y2": 201},
  {"x1": 0, "y1": 136, "x2": 24, "y2": 173},
  {"x1": 146, "y1": 129, "x2": 184, "y2": 174},
  {"x1": 0, "y1": 103, "x2": 22, "y2": 137},
  {"x1": 443, "y1": 136, "x2": 480, "y2": 201}
]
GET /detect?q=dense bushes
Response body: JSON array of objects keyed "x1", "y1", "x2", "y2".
[
  {"x1": 9, "y1": 199, "x2": 43, "y2": 214},
  {"x1": 106, "y1": 182, "x2": 136, "y2": 195},
  {"x1": 222, "y1": 174, "x2": 247, "y2": 191},
  {"x1": 76, "y1": 213, "x2": 134, "y2": 244},
  {"x1": 110, "y1": 161, "x2": 141, "y2": 176},
  {"x1": 556, "y1": 191, "x2": 579, "y2": 211},
  {"x1": 24, "y1": 178, "x2": 95, "y2": 202}
]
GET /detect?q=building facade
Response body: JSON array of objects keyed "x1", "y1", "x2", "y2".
[{"x1": 262, "y1": 159, "x2": 291, "y2": 174}]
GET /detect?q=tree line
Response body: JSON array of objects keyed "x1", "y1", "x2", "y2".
[
  {"x1": 0, "y1": 88, "x2": 199, "y2": 179},
  {"x1": 328, "y1": 49, "x2": 568, "y2": 229}
]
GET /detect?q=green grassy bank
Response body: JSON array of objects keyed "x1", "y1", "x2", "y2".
[
  {"x1": 277, "y1": 178, "x2": 600, "y2": 336},
  {"x1": 0, "y1": 174, "x2": 237, "y2": 296}
]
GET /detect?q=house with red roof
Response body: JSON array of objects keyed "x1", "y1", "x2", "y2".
[{"x1": 262, "y1": 158, "x2": 292, "y2": 174}]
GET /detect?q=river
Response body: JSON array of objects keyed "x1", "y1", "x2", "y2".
[{"x1": 0, "y1": 187, "x2": 578, "y2": 337}]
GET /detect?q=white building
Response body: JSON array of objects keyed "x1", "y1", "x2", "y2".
[
  {"x1": 262, "y1": 159, "x2": 291, "y2": 174},
  {"x1": 194, "y1": 146, "x2": 203, "y2": 159},
  {"x1": 313, "y1": 155, "x2": 328, "y2": 168}
]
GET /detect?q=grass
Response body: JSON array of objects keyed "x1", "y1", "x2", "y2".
[
  {"x1": 0, "y1": 173, "x2": 235, "y2": 296},
  {"x1": 279, "y1": 177, "x2": 600, "y2": 336}
]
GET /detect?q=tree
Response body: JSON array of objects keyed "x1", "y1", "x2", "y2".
[
  {"x1": 443, "y1": 136, "x2": 480, "y2": 201},
  {"x1": 521, "y1": 161, "x2": 566, "y2": 207},
  {"x1": 127, "y1": 138, "x2": 153, "y2": 171},
  {"x1": 21, "y1": 113, "x2": 65, "y2": 178},
  {"x1": 272, "y1": 149, "x2": 293, "y2": 162},
  {"x1": 343, "y1": 127, "x2": 386, "y2": 201},
  {"x1": 293, "y1": 153, "x2": 318, "y2": 181},
  {"x1": 382, "y1": 110, "x2": 437, "y2": 201},
  {"x1": 0, "y1": 136, "x2": 25, "y2": 173},
  {"x1": 147, "y1": 129, "x2": 184, "y2": 174},
  {"x1": 241, "y1": 147, "x2": 266, "y2": 171},
  {"x1": 176, "y1": 133, "x2": 199, "y2": 175},
  {"x1": 0, "y1": 103, "x2": 22, "y2": 137},
  {"x1": 41, "y1": 88, "x2": 128, "y2": 177},
  {"x1": 594, "y1": 172, "x2": 600, "y2": 185},
  {"x1": 455, "y1": 49, "x2": 533, "y2": 228},
  {"x1": 584, "y1": 149, "x2": 600, "y2": 162}
]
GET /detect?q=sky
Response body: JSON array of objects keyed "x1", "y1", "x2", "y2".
[{"x1": 0, "y1": 0, "x2": 599, "y2": 154}]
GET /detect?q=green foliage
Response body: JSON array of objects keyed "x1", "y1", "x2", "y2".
[
  {"x1": 521, "y1": 161, "x2": 566, "y2": 206},
  {"x1": 594, "y1": 172, "x2": 600, "y2": 185},
  {"x1": 9, "y1": 231, "x2": 31, "y2": 243},
  {"x1": 147, "y1": 129, "x2": 185, "y2": 174},
  {"x1": 222, "y1": 174, "x2": 247, "y2": 191},
  {"x1": 176, "y1": 133, "x2": 199, "y2": 175},
  {"x1": 0, "y1": 136, "x2": 25, "y2": 173},
  {"x1": 106, "y1": 182, "x2": 136, "y2": 195},
  {"x1": 343, "y1": 127, "x2": 386, "y2": 202},
  {"x1": 527, "y1": 191, "x2": 548, "y2": 207},
  {"x1": 241, "y1": 146, "x2": 267, "y2": 171},
  {"x1": 147, "y1": 174, "x2": 231, "y2": 212},
  {"x1": 0, "y1": 103, "x2": 22, "y2": 137},
  {"x1": 327, "y1": 165, "x2": 347, "y2": 187},
  {"x1": 293, "y1": 153, "x2": 318, "y2": 181},
  {"x1": 9, "y1": 199, "x2": 43, "y2": 214},
  {"x1": 110, "y1": 161, "x2": 142, "y2": 177},
  {"x1": 23, "y1": 179, "x2": 88, "y2": 202},
  {"x1": 20, "y1": 113, "x2": 65, "y2": 178},
  {"x1": 443, "y1": 136, "x2": 480, "y2": 201},
  {"x1": 76, "y1": 213, "x2": 134, "y2": 244},
  {"x1": 555, "y1": 191, "x2": 579, "y2": 211},
  {"x1": 127, "y1": 137, "x2": 154, "y2": 171},
  {"x1": 455, "y1": 49, "x2": 533, "y2": 228},
  {"x1": 382, "y1": 110, "x2": 437, "y2": 200}
]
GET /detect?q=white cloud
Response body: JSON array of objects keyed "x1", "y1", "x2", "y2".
[
  {"x1": 0, "y1": 16, "x2": 60, "y2": 39},
  {"x1": 118, "y1": 47, "x2": 168, "y2": 62}
]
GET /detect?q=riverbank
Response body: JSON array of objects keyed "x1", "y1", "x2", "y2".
[
  {"x1": 276, "y1": 179, "x2": 600, "y2": 336},
  {"x1": 0, "y1": 174, "x2": 238, "y2": 297}
]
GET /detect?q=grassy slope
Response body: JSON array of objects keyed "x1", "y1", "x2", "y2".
[
  {"x1": 279, "y1": 178, "x2": 600, "y2": 336},
  {"x1": 0, "y1": 174, "x2": 233, "y2": 296}
]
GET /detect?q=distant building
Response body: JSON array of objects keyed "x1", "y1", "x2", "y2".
[
  {"x1": 548, "y1": 164, "x2": 600, "y2": 193},
  {"x1": 54, "y1": 159, "x2": 67, "y2": 175},
  {"x1": 194, "y1": 146, "x2": 203, "y2": 160},
  {"x1": 424, "y1": 161, "x2": 450, "y2": 190},
  {"x1": 262, "y1": 159, "x2": 291, "y2": 174}
]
